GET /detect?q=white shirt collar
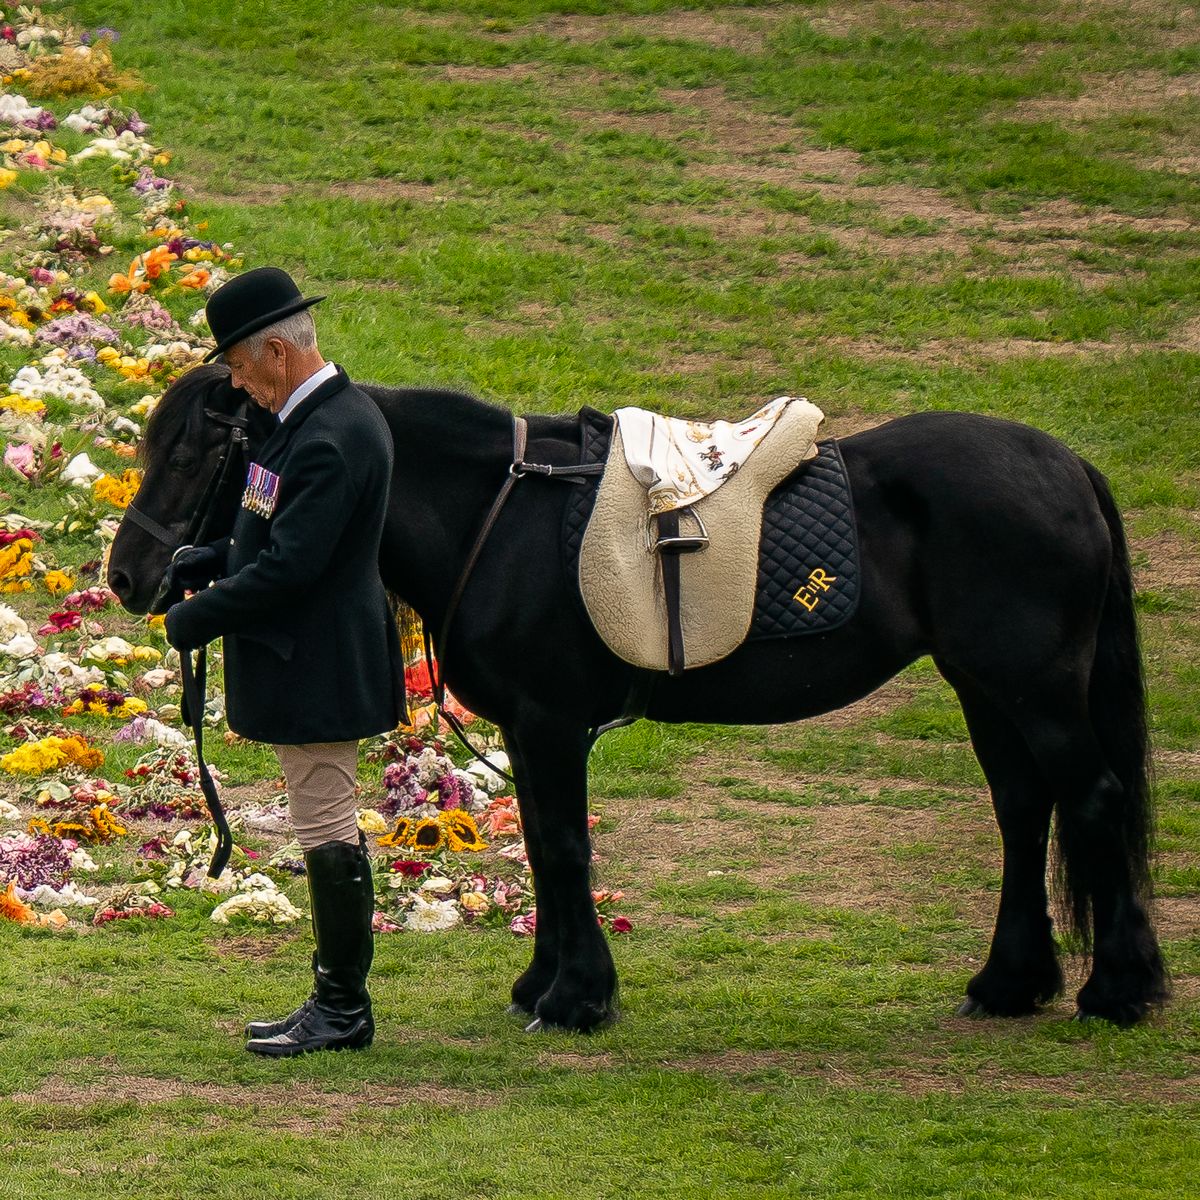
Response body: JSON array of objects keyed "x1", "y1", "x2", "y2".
[{"x1": 277, "y1": 361, "x2": 337, "y2": 423}]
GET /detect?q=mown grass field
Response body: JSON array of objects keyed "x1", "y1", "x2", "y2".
[{"x1": 1, "y1": 1, "x2": 1198, "y2": 1196}]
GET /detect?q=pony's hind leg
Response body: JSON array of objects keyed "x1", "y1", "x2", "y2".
[
  {"x1": 505, "y1": 713, "x2": 617, "y2": 1032},
  {"x1": 1010, "y1": 691, "x2": 1168, "y2": 1025},
  {"x1": 942, "y1": 668, "x2": 1063, "y2": 1017}
]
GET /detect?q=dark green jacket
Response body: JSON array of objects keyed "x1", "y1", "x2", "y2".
[{"x1": 171, "y1": 365, "x2": 406, "y2": 743}]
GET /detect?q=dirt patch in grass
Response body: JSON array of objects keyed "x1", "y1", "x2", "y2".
[
  {"x1": 504, "y1": 8, "x2": 787, "y2": 54},
  {"x1": 1006, "y1": 70, "x2": 1200, "y2": 123},
  {"x1": 438, "y1": 63, "x2": 542, "y2": 84},
  {"x1": 211, "y1": 931, "x2": 295, "y2": 961},
  {"x1": 10, "y1": 1074, "x2": 496, "y2": 1117},
  {"x1": 1132, "y1": 529, "x2": 1200, "y2": 589},
  {"x1": 816, "y1": 335, "x2": 1180, "y2": 364}
]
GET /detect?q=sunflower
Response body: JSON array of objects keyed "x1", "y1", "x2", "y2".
[
  {"x1": 409, "y1": 818, "x2": 445, "y2": 854},
  {"x1": 377, "y1": 816, "x2": 414, "y2": 849},
  {"x1": 442, "y1": 810, "x2": 488, "y2": 852}
]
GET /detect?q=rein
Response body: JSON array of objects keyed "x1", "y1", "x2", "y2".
[
  {"x1": 423, "y1": 415, "x2": 604, "y2": 783},
  {"x1": 127, "y1": 401, "x2": 252, "y2": 878}
]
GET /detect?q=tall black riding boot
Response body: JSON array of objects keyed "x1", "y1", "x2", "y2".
[{"x1": 245, "y1": 837, "x2": 376, "y2": 1057}]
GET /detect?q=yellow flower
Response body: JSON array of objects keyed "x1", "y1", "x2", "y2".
[
  {"x1": 43, "y1": 569, "x2": 74, "y2": 594},
  {"x1": 356, "y1": 808, "x2": 388, "y2": 835},
  {"x1": 409, "y1": 818, "x2": 445, "y2": 853},
  {"x1": 0, "y1": 539, "x2": 34, "y2": 587},
  {"x1": 0, "y1": 393, "x2": 45, "y2": 416},
  {"x1": 442, "y1": 809, "x2": 488, "y2": 852},
  {"x1": 0, "y1": 169, "x2": 17, "y2": 189},
  {"x1": 0, "y1": 138, "x2": 26, "y2": 153},
  {"x1": 113, "y1": 698, "x2": 148, "y2": 719},
  {"x1": 377, "y1": 816, "x2": 414, "y2": 848},
  {"x1": 82, "y1": 291, "x2": 107, "y2": 315},
  {"x1": 146, "y1": 613, "x2": 166, "y2": 630},
  {"x1": 93, "y1": 468, "x2": 142, "y2": 509},
  {"x1": 130, "y1": 645, "x2": 162, "y2": 662}
]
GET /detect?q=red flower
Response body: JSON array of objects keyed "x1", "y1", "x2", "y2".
[
  {"x1": 0, "y1": 528, "x2": 38, "y2": 546},
  {"x1": 38, "y1": 610, "x2": 82, "y2": 635},
  {"x1": 404, "y1": 660, "x2": 434, "y2": 700},
  {"x1": 389, "y1": 859, "x2": 430, "y2": 877},
  {"x1": 611, "y1": 916, "x2": 633, "y2": 934}
]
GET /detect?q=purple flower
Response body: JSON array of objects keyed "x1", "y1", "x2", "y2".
[
  {"x1": 0, "y1": 833, "x2": 73, "y2": 890},
  {"x1": 37, "y1": 312, "x2": 118, "y2": 347}
]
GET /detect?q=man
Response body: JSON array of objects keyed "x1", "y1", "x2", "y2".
[{"x1": 164, "y1": 267, "x2": 406, "y2": 1057}]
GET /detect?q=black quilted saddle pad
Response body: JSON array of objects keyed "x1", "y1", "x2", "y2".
[{"x1": 562, "y1": 406, "x2": 861, "y2": 644}]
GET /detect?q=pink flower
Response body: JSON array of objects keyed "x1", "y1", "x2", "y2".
[
  {"x1": 510, "y1": 912, "x2": 537, "y2": 937},
  {"x1": 3, "y1": 443, "x2": 36, "y2": 479},
  {"x1": 611, "y1": 916, "x2": 633, "y2": 934}
]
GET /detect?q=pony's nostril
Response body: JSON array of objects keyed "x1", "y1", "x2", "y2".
[{"x1": 108, "y1": 568, "x2": 131, "y2": 600}]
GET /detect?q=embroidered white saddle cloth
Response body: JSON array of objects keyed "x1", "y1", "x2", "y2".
[{"x1": 614, "y1": 396, "x2": 803, "y2": 516}]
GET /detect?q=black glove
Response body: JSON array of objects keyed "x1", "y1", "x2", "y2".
[
  {"x1": 165, "y1": 599, "x2": 209, "y2": 652},
  {"x1": 167, "y1": 545, "x2": 222, "y2": 592}
]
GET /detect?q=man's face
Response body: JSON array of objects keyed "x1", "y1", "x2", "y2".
[{"x1": 223, "y1": 338, "x2": 289, "y2": 413}]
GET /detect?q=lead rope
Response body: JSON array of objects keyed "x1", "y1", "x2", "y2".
[{"x1": 179, "y1": 644, "x2": 233, "y2": 878}]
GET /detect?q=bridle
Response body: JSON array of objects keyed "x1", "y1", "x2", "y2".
[
  {"x1": 122, "y1": 399, "x2": 254, "y2": 878},
  {"x1": 124, "y1": 402, "x2": 254, "y2": 608}
]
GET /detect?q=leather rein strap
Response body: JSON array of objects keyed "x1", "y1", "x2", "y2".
[
  {"x1": 132, "y1": 404, "x2": 251, "y2": 878},
  {"x1": 424, "y1": 414, "x2": 604, "y2": 782}
]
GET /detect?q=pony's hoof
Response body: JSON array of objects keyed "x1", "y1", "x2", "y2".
[
  {"x1": 524, "y1": 1017, "x2": 544, "y2": 1034},
  {"x1": 507, "y1": 1003, "x2": 531, "y2": 1016},
  {"x1": 956, "y1": 997, "x2": 988, "y2": 1018},
  {"x1": 1072, "y1": 1010, "x2": 1102, "y2": 1024}
]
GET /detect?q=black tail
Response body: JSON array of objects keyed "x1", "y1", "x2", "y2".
[{"x1": 1053, "y1": 460, "x2": 1155, "y2": 948}]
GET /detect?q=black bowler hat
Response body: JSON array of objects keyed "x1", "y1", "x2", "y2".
[{"x1": 203, "y1": 266, "x2": 325, "y2": 361}]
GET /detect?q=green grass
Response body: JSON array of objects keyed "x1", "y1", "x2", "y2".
[{"x1": 0, "y1": 1, "x2": 1197, "y2": 1196}]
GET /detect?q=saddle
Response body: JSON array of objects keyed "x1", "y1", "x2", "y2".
[{"x1": 577, "y1": 397, "x2": 827, "y2": 674}]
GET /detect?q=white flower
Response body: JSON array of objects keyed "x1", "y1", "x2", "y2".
[
  {"x1": 404, "y1": 895, "x2": 461, "y2": 933},
  {"x1": 0, "y1": 603, "x2": 29, "y2": 643},
  {"x1": 19, "y1": 881, "x2": 99, "y2": 908},
  {"x1": 463, "y1": 752, "x2": 510, "y2": 793},
  {"x1": 212, "y1": 888, "x2": 302, "y2": 925},
  {"x1": 0, "y1": 319, "x2": 33, "y2": 346},
  {"x1": 61, "y1": 452, "x2": 104, "y2": 486},
  {"x1": 8, "y1": 363, "x2": 104, "y2": 410},
  {"x1": 0, "y1": 632, "x2": 38, "y2": 658},
  {"x1": 138, "y1": 666, "x2": 175, "y2": 689},
  {"x1": 83, "y1": 635, "x2": 135, "y2": 661},
  {"x1": 69, "y1": 847, "x2": 99, "y2": 872},
  {"x1": 38, "y1": 652, "x2": 103, "y2": 688},
  {"x1": 0, "y1": 95, "x2": 44, "y2": 125},
  {"x1": 0, "y1": 796, "x2": 20, "y2": 821}
]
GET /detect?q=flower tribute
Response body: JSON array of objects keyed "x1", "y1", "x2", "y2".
[{"x1": 0, "y1": 6, "x2": 631, "y2": 939}]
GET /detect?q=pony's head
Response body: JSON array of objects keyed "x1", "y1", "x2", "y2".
[{"x1": 107, "y1": 363, "x2": 275, "y2": 614}]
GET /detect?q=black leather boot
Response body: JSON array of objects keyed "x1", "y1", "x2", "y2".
[
  {"x1": 244, "y1": 952, "x2": 317, "y2": 1040},
  {"x1": 245, "y1": 836, "x2": 376, "y2": 1057}
]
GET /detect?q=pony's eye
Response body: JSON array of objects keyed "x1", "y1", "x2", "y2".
[{"x1": 169, "y1": 455, "x2": 195, "y2": 471}]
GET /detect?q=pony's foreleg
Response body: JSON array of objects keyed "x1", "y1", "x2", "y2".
[
  {"x1": 504, "y1": 727, "x2": 561, "y2": 1016},
  {"x1": 506, "y1": 714, "x2": 617, "y2": 1033},
  {"x1": 946, "y1": 675, "x2": 1063, "y2": 1017}
]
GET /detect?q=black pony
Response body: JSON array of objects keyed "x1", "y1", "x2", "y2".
[{"x1": 108, "y1": 364, "x2": 1169, "y2": 1032}]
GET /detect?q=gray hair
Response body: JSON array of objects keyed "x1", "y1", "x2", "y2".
[{"x1": 238, "y1": 307, "x2": 317, "y2": 357}]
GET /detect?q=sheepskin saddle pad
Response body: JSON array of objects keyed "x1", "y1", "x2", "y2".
[{"x1": 566, "y1": 396, "x2": 859, "y2": 673}]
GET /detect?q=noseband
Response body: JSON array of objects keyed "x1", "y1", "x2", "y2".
[{"x1": 122, "y1": 399, "x2": 253, "y2": 879}]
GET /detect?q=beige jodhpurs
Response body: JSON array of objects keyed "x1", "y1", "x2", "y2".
[{"x1": 271, "y1": 740, "x2": 361, "y2": 851}]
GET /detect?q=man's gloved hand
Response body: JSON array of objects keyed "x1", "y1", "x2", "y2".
[
  {"x1": 165, "y1": 599, "x2": 208, "y2": 652},
  {"x1": 167, "y1": 545, "x2": 222, "y2": 593}
]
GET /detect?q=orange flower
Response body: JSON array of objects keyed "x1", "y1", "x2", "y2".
[
  {"x1": 0, "y1": 881, "x2": 36, "y2": 925},
  {"x1": 142, "y1": 245, "x2": 177, "y2": 281},
  {"x1": 178, "y1": 266, "x2": 210, "y2": 290}
]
